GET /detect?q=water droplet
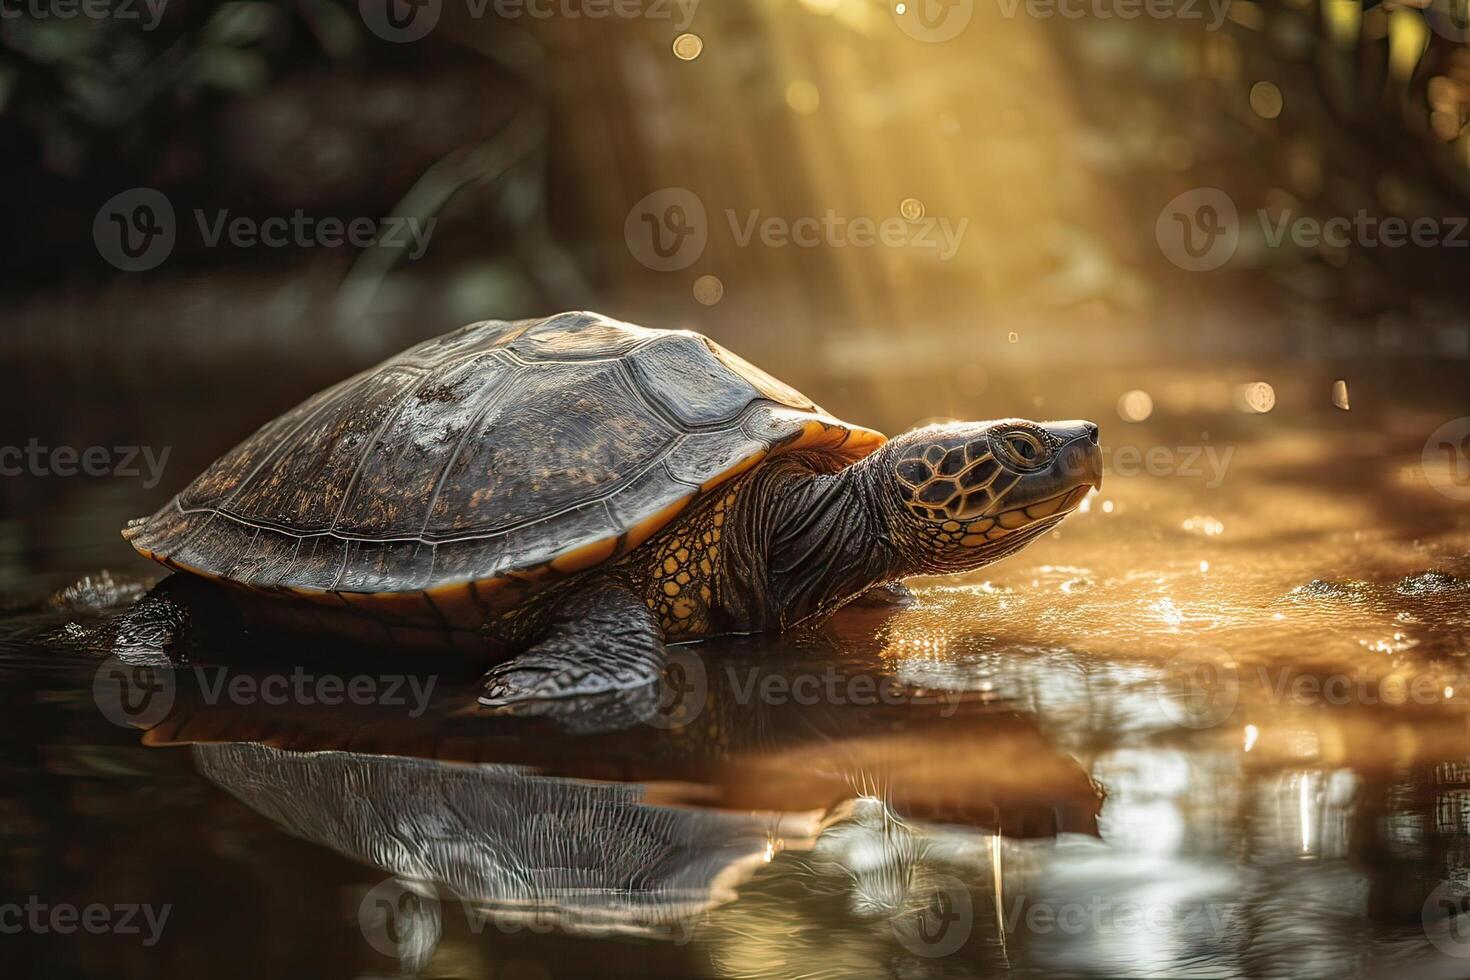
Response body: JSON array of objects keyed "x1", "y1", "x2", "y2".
[
  {"x1": 900, "y1": 197, "x2": 925, "y2": 221},
  {"x1": 1243, "y1": 724, "x2": 1259, "y2": 752},
  {"x1": 1331, "y1": 379, "x2": 1350, "y2": 411}
]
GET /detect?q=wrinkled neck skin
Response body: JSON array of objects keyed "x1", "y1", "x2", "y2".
[{"x1": 739, "y1": 453, "x2": 915, "y2": 630}]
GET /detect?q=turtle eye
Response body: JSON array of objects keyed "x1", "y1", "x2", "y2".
[{"x1": 992, "y1": 428, "x2": 1049, "y2": 471}]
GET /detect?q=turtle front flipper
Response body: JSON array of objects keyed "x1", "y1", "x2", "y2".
[{"x1": 478, "y1": 577, "x2": 666, "y2": 731}]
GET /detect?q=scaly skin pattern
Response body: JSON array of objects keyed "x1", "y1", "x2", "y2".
[
  {"x1": 479, "y1": 457, "x2": 832, "y2": 649},
  {"x1": 486, "y1": 420, "x2": 1102, "y2": 653},
  {"x1": 624, "y1": 484, "x2": 736, "y2": 639}
]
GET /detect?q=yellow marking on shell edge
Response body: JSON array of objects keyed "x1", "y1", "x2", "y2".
[
  {"x1": 625, "y1": 496, "x2": 695, "y2": 553},
  {"x1": 551, "y1": 535, "x2": 619, "y2": 574},
  {"x1": 701, "y1": 450, "x2": 766, "y2": 491},
  {"x1": 135, "y1": 413, "x2": 886, "y2": 619}
]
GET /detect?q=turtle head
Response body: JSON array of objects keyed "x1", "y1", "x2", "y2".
[{"x1": 876, "y1": 418, "x2": 1102, "y2": 574}]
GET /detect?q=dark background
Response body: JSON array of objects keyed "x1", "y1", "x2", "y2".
[{"x1": 3, "y1": 1, "x2": 1469, "y2": 597}]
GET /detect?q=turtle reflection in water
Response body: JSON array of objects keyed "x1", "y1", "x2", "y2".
[
  {"x1": 121, "y1": 312, "x2": 1101, "y2": 716},
  {"x1": 183, "y1": 703, "x2": 1096, "y2": 974},
  {"x1": 193, "y1": 745, "x2": 980, "y2": 973}
]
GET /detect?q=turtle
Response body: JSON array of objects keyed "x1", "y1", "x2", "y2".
[{"x1": 122, "y1": 311, "x2": 1102, "y2": 712}]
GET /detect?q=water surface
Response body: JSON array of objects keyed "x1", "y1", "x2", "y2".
[{"x1": 5, "y1": 365, "x2": 1470, "y2": 979}]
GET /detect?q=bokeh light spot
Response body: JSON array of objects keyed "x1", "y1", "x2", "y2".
[
  {"x1": 1250, "y1": 81, "x2": 1283, "y2": 119},
  {"x1": 693, "y1": 274, "x2": 724, "y2": 306},
  {"x1": 1235, "y1": 381, "x2": 1276, "y2": 414},
  {"x1": 785, "y1": 79, "x2": 820, "y2": 115},
  {"x1": 672, "y1": 33, "x2": 703, "y2": 61},
  {"x1": 1118, "y1": 389, "x2": 1154, "y2": 422}
]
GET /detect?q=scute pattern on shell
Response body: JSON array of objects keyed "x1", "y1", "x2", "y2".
[{"x1": 127, "y1": 312, "x2": 884, "y2": 599}]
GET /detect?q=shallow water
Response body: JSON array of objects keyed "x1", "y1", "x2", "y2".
[{"x1": 5, "y1": 365, "x2": 1470, "y2": 979}]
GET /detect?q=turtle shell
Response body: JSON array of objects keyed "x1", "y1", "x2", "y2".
[{"x1": 126, "y1": 312, "x2": 885, "y2": 618}]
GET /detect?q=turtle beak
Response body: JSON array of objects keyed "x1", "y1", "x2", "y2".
[{"x1": 1046, "y1": 420, "x2": 1103, "y2": 492}]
